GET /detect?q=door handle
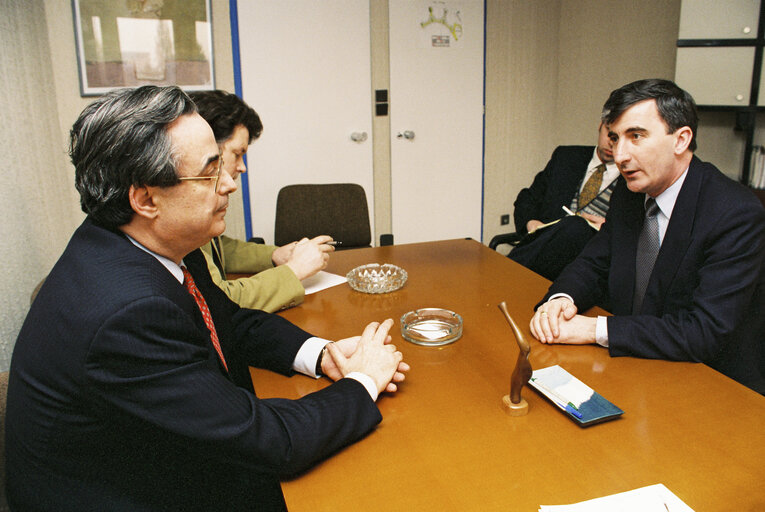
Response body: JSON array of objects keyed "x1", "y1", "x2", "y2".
[
  {"x1": 397, "y1": 130, "x2": 415, "y2": 140},
  {"x1": 350, "y1": 131, "x2": 368, "y2": 142}
]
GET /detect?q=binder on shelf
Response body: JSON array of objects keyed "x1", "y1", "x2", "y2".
[{"x1": 529, "y1": 365, "x2": 623, "y2": 427}]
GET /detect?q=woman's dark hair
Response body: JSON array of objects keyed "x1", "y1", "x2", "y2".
[{"x1": 188, "y1": 90, "x2": 263, "y2": 144}]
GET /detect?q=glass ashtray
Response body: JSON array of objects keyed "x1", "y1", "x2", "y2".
[
  {"x1": 346, "y1": 263, "x2": 407, "y2": 294},
  {"x1": 401, "y1": 308, "x2": 463, "y2": 346}
]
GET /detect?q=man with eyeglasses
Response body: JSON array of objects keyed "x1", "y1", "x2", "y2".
[
  {"x1": 6, "y1": 85, "x2": 409, "y2": 511},
  {"x1": 189, "y1": 90, "x2": 334, "y2": 313}
]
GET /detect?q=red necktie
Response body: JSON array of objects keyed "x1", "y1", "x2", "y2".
[{"x1": 181, "y1": 266, "x2": 228, "y2": 371}]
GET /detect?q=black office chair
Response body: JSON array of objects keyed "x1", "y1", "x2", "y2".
[
  {"x1": 488, "y1": 231, "x2": 523, "y2": 252},
  {"x1": 256, "y1": 183, "x2": 392, "y2": 250}
]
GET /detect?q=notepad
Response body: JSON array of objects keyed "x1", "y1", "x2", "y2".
[
  {"x1": 302, "y1": 271, "x2": 347, "y2": 295},
  {"x1": 538, "y1": 483, "x2": 695, "y2": 511},
  {"x1": 528, "y1": 365, "x2": 623, "y2": 427}
]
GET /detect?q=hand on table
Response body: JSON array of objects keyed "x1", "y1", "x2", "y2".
[
  {"x1": 281, "y1": 235, "x2": 335, "y2": 280},
  {"x1": 323, "y1": 319, "x2": 409, "y2": 394},
  {"x1": 530, "y1": 297, "x2": 597, "y2": 345}
]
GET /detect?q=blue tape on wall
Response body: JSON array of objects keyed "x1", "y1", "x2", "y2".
[{"x1": 229, "y1": 0, "x2": 253, "y2": 241}]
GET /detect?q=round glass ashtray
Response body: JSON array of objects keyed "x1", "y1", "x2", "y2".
[
  {"x1": 400, "y1": 308, "x2": 463, "y2": 346},
  {"x1": 346, "y1": 263, "x2": 407, "y2": 294}
]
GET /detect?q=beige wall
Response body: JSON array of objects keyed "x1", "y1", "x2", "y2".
[
  {"x1": 1, "y1": 0, "x2": 734, "y2": 368},
  {"x1": 484, "y1": 0, "x2": 562, "y2": 247},
  {"x1": 1, "y1": 0, "x2": 80, "y2": 369},
  {"x1": 556, "y1": 0, "x2": 681, "y2": 141}
]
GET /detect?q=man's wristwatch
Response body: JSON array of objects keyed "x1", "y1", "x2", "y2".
[{"x1": 315, "y1": 344, "x2": 328, "y2": 377}]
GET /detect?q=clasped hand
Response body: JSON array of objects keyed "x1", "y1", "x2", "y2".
[
  {"x1": 529, "y1": 297, "x2": 596, "y2": 345},
  {"x1": 322, "y1": 319, "x2": 409, "y2": 394}
]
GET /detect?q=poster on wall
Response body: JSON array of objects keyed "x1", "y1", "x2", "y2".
[
  {"x1": 418, "y1": 1, "x2": 466, "y2": 49},
  {"x1": 71, "y1": 0, "x2": 214, "y2": 96}
]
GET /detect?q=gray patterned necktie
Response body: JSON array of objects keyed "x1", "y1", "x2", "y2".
[{"x1": 632, "y1": 198, "x2": 660, "y2": 314}]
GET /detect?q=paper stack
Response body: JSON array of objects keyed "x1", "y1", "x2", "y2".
[{"x1": 539, "y1": 483, "x2": 694, "y2": 512}]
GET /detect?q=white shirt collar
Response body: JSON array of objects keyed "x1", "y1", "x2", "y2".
[
  {"x1": 586, "y1": 148, "x2": 619, "y2": 184},
  {"x1": 125, "y1": 234, "x2": 185, "y2": 283},
  {"x1": 651, "y1": 166, "x2": 689, "y2": 219}
]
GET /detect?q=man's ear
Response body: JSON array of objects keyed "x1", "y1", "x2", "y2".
[
  {"x1": 674, "y1": 126, "x2": 693, "y2": 154},
  {"x1": 128, "y1": 185, "x2": 159, "y2": 220}
]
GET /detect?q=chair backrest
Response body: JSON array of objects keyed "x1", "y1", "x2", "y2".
[
  {"x1": 0, "y1": 371, "x2": 9, "y2": 511},
  {"x1": 274, "y1": 183, "x2": 371, "y2": 248}
]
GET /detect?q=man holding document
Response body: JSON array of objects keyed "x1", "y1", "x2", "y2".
[
  {"x1": 531, "y1": 79, "x2": 765, "y2": 394},
  {"x1": 509, "y1": 122, "x2": 621, "y2": 279}
]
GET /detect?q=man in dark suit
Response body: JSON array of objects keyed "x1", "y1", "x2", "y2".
[
  {"x1": 509, "y1": 122, "x2": 620, "y2": 280},
  {"x1": 530, "y1": 79, "x2": 765, "y2": 394},
  {"x1": 5, "y1": 86, "x2": 409, "y2": 511}
]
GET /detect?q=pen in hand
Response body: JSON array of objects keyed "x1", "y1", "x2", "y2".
[{"x1": 325, "y1": 241, "x2": 342, "y2": 247}]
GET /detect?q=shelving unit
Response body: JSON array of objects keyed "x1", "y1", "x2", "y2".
[{"x1": 675, "y1": 0, "x2": 765, "y2": 185}]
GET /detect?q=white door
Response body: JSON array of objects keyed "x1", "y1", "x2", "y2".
[
  {"x1": 389, "y1": 0, "x2": 484, "y2": 244},
  {"x1": 236, "y1": 1, "x2": 374, "y2": 244}
]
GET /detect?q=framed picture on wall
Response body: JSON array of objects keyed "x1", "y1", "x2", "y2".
[{"x1": 71, "y1": 0, "x2": 215, "y2": 96}]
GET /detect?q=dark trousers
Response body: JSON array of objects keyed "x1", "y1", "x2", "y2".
[{"x1": 508, "y1": 215, "x2": 597, "y2": 281}]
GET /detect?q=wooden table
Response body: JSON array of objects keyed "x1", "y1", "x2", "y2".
[{"x1": 250, "y1": 239, "x2": 765, "y2": 511}]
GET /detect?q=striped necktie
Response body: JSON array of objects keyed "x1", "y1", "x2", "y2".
[{"x1": 181, "y1": 266, "x2": 228, "y2": 371}]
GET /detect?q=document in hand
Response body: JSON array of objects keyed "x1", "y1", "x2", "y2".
[
  {"x1": 538, "y1": 483, "x2": 695, "y2": 511},
  {"x1": 528, "y1": 365, "x2": 623, "y2": 427}
]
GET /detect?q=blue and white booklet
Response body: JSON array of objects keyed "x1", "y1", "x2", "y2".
[{"x1": 528, "y1": 365, "x2": 623, "y2": 427}]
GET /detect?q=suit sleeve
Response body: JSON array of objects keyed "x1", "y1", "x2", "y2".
[
  {"x1": 607, "y1": 200, "x2": 765, "y2": 363},
  {"x1": 85, "y1": 296, "x2": 381, "y2": 477},
  {"x1": 202, "y1": 236, "x2": 305, "y2": 312},
  {"x1": 218, "y1": 235, "x2": 277, "y2": 273},
  {"x1": 201, "y1": 249, "x2": 305, "y2": 313},
  {"x1": 514, "y1": 153, "x2": 557, "y2": 235},
  {"x1": 543, "y1": 207, "x2": 614, "y2": 309}
]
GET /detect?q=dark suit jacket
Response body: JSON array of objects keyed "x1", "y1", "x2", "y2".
[
  {"x1": 546, "y1": 156, "x2": 765, "y2": 393},
  {"x1": 513, "y1": 145, "x2": 594, "y2": 235},
  {"x1": 6, "y1": 219, "x2": 382, "y2": 511}
]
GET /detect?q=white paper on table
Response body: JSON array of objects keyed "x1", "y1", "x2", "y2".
[
  {"x1": 538, "y1": 483, "x2": 694, "y2": 512},
  {"x1": 531, "y1": 365, "x2": 594, "y2": 408},
  {"x1": 302, "y1": 271, "x2": 347, "y2": 295}
]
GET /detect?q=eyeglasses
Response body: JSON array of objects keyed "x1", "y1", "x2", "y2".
[{"x1": 178, "y1": 157, "x2": 223, "y2": 193}]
